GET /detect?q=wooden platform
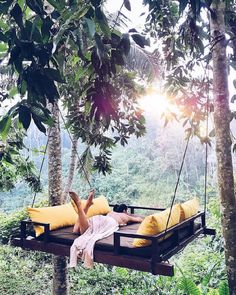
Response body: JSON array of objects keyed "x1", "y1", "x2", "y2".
[
  {"x1": 11, "y1": 205, "x2": 215, "y2": 277},
  {"x1": 12, "y1": 237, "x2": 174, "y2": 276}
]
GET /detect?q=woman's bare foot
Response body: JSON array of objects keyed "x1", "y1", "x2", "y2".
[
  {"x1": 86, "y1": 189, "x2": 95, "y2": 208},
  {"x1": 69, "y1": 191, "x2": 82, "y2": 209}
]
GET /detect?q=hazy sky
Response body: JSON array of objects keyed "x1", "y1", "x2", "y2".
[{"x1": 105, "y1": 0, "x2": 148, "y2": 31}]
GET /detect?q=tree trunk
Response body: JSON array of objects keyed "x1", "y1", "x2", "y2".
[
  {"x1": 210, "y1": 3, "x2": 236, "y2": 293},
  {"x1": 48, "y1": 103, "x2": 68, "y2": 295},
  {"x1": 63, "y1": 136, "x2": 78, "y2": 201}
]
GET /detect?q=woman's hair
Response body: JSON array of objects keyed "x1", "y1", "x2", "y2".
[{"x1": 113, "y1": 204, "x2": 128, "y2": 213}]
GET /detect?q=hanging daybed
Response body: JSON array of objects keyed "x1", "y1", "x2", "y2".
[{"x1": 12, "y1": 203, "x2": 215, "y2": 277}]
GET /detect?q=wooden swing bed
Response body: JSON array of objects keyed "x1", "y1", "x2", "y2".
[
  {"x1": 12, "y1": 204, "x2": 215, "y2": 277},
  {"x1": 12, "y1": 110, "x2": 215, "y2": 277}
]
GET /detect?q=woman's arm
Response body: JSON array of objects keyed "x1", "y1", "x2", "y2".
[{"x1": 128, "y1": 216, "x2": 143, "y2": 223}]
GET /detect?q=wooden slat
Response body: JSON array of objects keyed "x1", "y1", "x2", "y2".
[
  {"x1": 161, "y1": 228, "x2": 204, "y2": 261},
  {"x1": 12, "y1": 238, "x2": 174, "y2": 276}
]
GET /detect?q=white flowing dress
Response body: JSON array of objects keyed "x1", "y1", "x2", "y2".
[{"x1": 69, "y1": 215, "x2": 119, "y2": 268}]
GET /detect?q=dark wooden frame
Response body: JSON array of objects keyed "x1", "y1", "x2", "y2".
[{"x1": 12, "y1": 205, "x2": 215, "y2": 277}]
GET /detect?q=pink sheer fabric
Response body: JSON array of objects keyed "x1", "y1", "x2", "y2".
[{"x1": 69, "y1": 215, "x2": 119, "y2": 268}]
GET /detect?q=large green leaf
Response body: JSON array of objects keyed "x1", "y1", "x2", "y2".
[
  {"x1": 32, "y1": 113, "x2": 46, "y2": 133},
  {"x1": 95, "y1": 7, "x2": 110, "y2": 37},
  {"x1": 178, "y1": 277, "x2": 201, "y2": 295},
  {"x1": 0, "y1": 116, "x2": 12, "y2": 141},
  {"x1": 85, "y1": 17, "x2": 95, "y2": 37},
  {"x1": 18, "y1": 105, "x2": 31, "y2": 130}
]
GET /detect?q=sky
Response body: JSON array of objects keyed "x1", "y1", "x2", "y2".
[
  {"x1": 105, "y1": 0, "x2": 236, "y2": 112},
  {"x1": 105, "y1": 0, "x2": 148, "y2": 31}
]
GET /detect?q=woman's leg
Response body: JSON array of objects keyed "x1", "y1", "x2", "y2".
[
  {"x1": 83, "y1": 189, "x2": 95, "y2": 215},
  {"x1": 69, "y1": 192, "x2": 90, "y2": 234}
]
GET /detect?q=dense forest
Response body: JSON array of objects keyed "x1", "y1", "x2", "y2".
[
  {"x1": 0, "y1": 111, "x2": 220, "y2": 211},
  {"x1": 0, "y1": 111, "x2": 231, "y2": 294}
]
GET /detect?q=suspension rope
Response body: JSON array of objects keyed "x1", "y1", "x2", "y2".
[
  {"x1": 204, "y1": 68, "x2": 210, "y2": 214},
  {"x1": 163, "y1": 134, "x2": 191, "y2": 239},
  {"x1": 31, "y1": 134, "x2": 50, "y2": 207},
  {"x1": 58, "y1": 107, "x2": 92, "y2": 189}
]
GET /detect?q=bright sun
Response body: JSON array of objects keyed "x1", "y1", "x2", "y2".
[{"x1": 138, "y1": 93, "x2": 179, "y2": 117}]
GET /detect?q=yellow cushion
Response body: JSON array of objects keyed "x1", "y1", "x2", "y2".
[
  {"x1": 27, "y1": 203, "x2": 77, "y2": 237},
  {"x1": 133, "y1": 204, "x2": 181, "y2": 247},
  {"x1": 179, "y1": 197, "x2": 199, "y2": 222},
  {"x1": 71, "y1": 195, "x2": 111, "y2": 217}
]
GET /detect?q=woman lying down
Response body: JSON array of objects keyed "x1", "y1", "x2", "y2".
[{"x1": 69, "y1": 190, "x2": 143, "y2": 268}]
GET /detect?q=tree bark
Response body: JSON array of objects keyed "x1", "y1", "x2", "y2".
[
  {"x1": 63, "y1": 136, "x2": 78, "y2": 201},
  {"x1": 48, "y1": 103, "x2": 68, "y2": 295},
  {"x1": 210, "y1": 3, "x2": 236, "y2": 294}
]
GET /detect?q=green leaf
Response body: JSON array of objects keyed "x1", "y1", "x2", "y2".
[
  {"x1": 0, "y1": 19, "x2": 8, "y2": 30},
  {"x1": 8, "y1": 87, "x2": 18, "y2": 98},
  {"x1": 17, "y1": 0, "x2": 24, "y2": 10},
  {"x1": 18, "y1": 105, "x2": 31, "y2": 130},
  {"x1": 233, "y1": 79, "x2": 236, "y2": 89},
  {"x1": 32, "y1": 114, "x2": 46, "y2": 133},
  {"x1": 10, "y1": 3, "x2": 23, "y2": 27},
  {"x1": 0, "y1": 30, "x2": 8, "y2": 42},
  {"x1": 131, "y1": 33, "x2": 150, "y2": 48},
  {"x1": 119, "y1": 34, "x2": 130, "y2": 56},
  {"x1": 4, "y1": 153, "x2": 14, "y2": 165},
  {"x1": 94, "y1": 32, "x2": 105, "y2": 62},
  {"x1": 0, "y1": 0, "x2": 14, "y2": 15},
  {"x1": 218, "y1": 281, "x2": 229, "y2": 295},
  {"x1": 0, "y1": 43, "x2": 7, "y2": 52},
  {"x1": 124, "y1": 0, "x2": 131, "y2": 11},
  {"x1": 209, "y1": 129, "x2": 215, "y2": 137},
  {"x1": 0, "y1": 116, "x2": 12, "y2": 141},
  {"x1": 43, "y1": 68, "x2": 65, "y2": 83},
  {"x1": 26, "y1": 0, "x2": 45, "y2": 17},
  {"x1": 196, "y1": 38, "x2": 204, "y2": 54},
  {"x1": 41, "y1": 16, "x2": 53, "y2": 42},
  {"x1": 18, "y1": 80, "x2": 27, "y2": 96},
  {"x1": 178, "y1": 277, "x2": 201, "y2": 295},
  {"x1": 85, "y1": 17, "x2": 95, "y2": 38},
  {"x1": 190, "y1": 0, "x2": 197, "y2": 17},
  {"x1": 230, "y1": 94, "x2": 236, "y2": 103},
  {"x1": 233, "y1": 143, "x2": 236, "y2": 153},
  {"x1": 111, "y1": 49, "x2": 125, "y2": 65},
  {"x1": 95, "y1": 7, "x2": 110, "y2": 37},
  {"x1": 46, "y1": 0, "x2": 59, "y2": 9}
]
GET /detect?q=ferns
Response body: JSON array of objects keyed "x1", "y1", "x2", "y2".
[
  {"x1": 218, "y1": 281, "x2": 230, "y2": 295},
  {"x1": 177, "y1": 264, "x2": 229, "y2": 295},
  {"x1": 178, "y1": 277, "x2": 201, "y2": 295}
]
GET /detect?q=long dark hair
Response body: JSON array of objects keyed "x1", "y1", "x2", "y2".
[{"x1": 113, "y1": 204, "x2": 128, "y2": 213}]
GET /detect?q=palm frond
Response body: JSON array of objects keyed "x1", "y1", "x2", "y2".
[{"x1": 125, "y1": 45, "x2": 162, "y2": 81}]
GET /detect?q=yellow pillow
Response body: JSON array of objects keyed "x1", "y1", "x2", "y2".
[
  {"x1": 27, "y1": 203, "x2": 77, "y2": 237},
  {"x1": 133, "y1": 204, "x2": 181, "y2": 247},
  {"x1": 179, "y1": 197, "x2": 199, "y2": 222},
  {"x1": 71, "y1": 195, "x2": 111, "y2": 218}
]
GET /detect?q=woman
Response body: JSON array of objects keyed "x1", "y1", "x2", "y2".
[{"x1": 69, "y1": 190, "x2": 143, "y2": 268}]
